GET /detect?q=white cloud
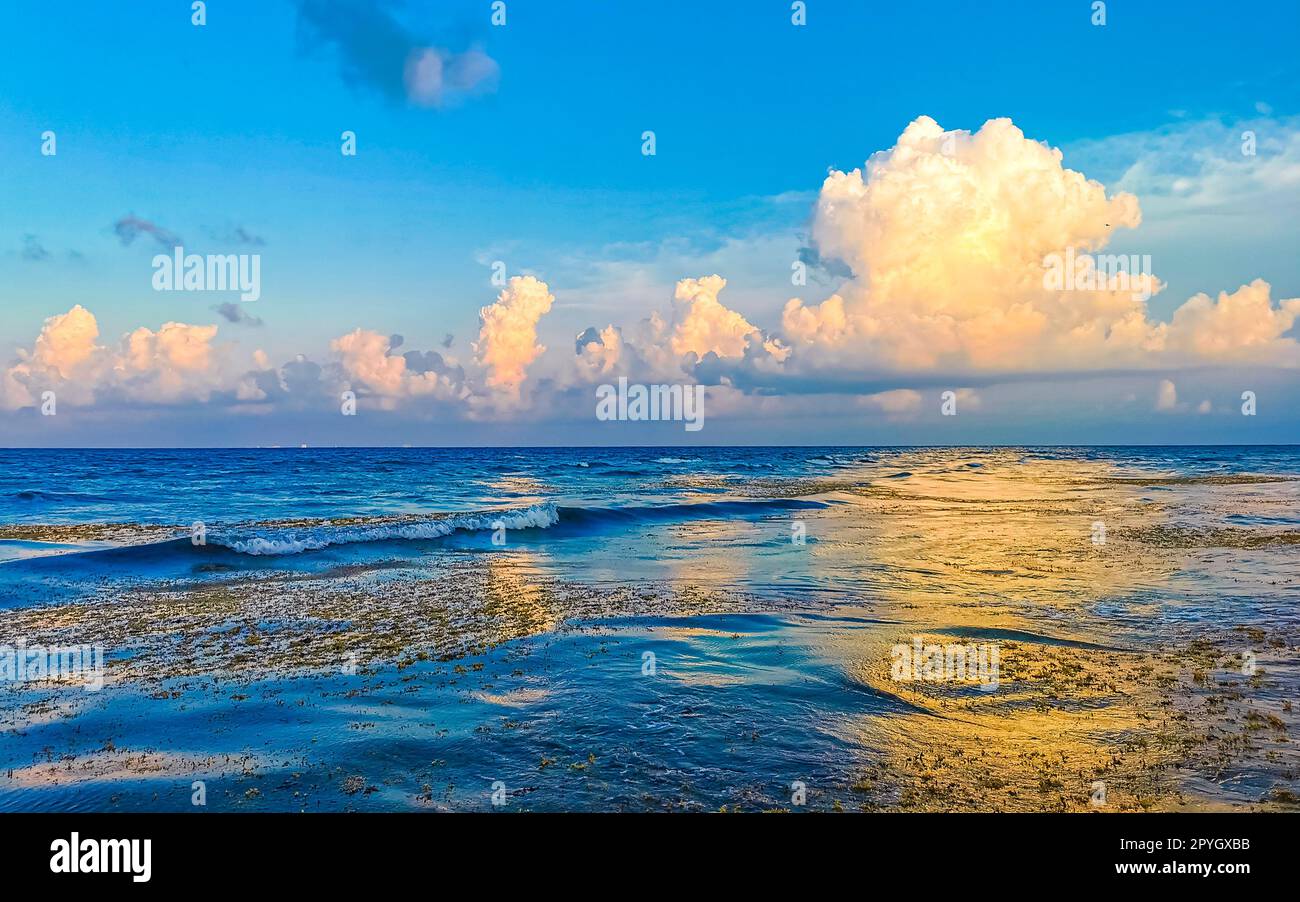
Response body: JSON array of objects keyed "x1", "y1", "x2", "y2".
[
  {"x1": 665, "y1": 275, "x2": 760, "y2": 359},
  {"x1": 331, "y1": 328, "x2": 464, "y2": 405},
  {"x1": 777, "y1": 115, "x2": 1300, "y2": 374},
  {"x1": 1165, "y1": 279, "x2": 1300, "y2": 363},
  {"x1": 404, "y1": 46, "x2": 499, "y2": 108},
  {"x1": 2, "y1": 306, "x2": 229, "y2": 410},
  {"x1": 859, "y1": 389, "x2": 922, "y2": 414},
  {"x1": 474, "y1": 276, "x2": 555, "y2": 398},
  {"x1": 574, "y1": 325, "x2": 626, "y2": 380},
  {"x1": 1155, "y1": 379, "x2": 1178, "y2": 411},
  {"x1": 117, "y1": 322, "x2": 221, "y2": 403}
]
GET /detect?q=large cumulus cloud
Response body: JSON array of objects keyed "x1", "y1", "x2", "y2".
[{"x1": 777, "y1": 116, "x2": 1299, "y2": 374}]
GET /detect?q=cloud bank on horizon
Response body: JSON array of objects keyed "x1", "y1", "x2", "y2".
[{"x1": 5, "y1": 115, "x2": 1298, "y2": 435}]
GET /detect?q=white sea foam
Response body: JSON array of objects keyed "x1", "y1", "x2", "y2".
[{"x1": 212, "y1": 502, "x2": 559, "y2": 556}]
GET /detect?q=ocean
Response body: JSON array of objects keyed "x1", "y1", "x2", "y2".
[{"x1": 1, "y1": 446, "x2": 1297, "y2": 811}]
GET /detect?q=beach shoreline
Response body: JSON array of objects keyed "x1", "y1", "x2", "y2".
[{"x1": 2, "y1": 446, "x2": 1297, "y2": 811}]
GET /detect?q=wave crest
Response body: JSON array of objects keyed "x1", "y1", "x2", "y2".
[{"x1": 212, "y1": 502, "x2": 559, "y2": 556}]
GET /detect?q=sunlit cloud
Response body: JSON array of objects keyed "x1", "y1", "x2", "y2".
[
  {"x1": 2, "y1": 306, "x2": 227, "y2": 409},
  {"x1": 475, "y1": 275, "x2": 555, "y2": 399}
]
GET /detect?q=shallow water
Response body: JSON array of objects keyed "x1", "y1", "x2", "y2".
[{"x1": 1, "y1": 446, "x2": 1297, "y2": 811}]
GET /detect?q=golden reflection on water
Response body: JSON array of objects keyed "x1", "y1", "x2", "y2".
[
  {"x1": 838, "y1": 627, "x2": 1187, "y2": 811},
  {"x1": 789, "y1": 451, "x2": 1300, "y2": 811},
  {"x1": 655, "y1": 516, "x2": 756, "y2": 596},
  {"x1": 424, "y1": 451, "x2": 1296, "y2": 809},
  {"x1": 842, "y1": 451, "x2": 1175, "y2": 628},
  {"x1": 483, "y1": 473, "x2": 551, "y2": 504},
  {"x1": 481, "y1": 549, "x2": 561, "y2": 641}
]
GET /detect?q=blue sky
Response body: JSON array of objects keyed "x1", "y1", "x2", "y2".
[{"x1": 2, "y1": 0, "x2": 1298, "y2": 446}]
